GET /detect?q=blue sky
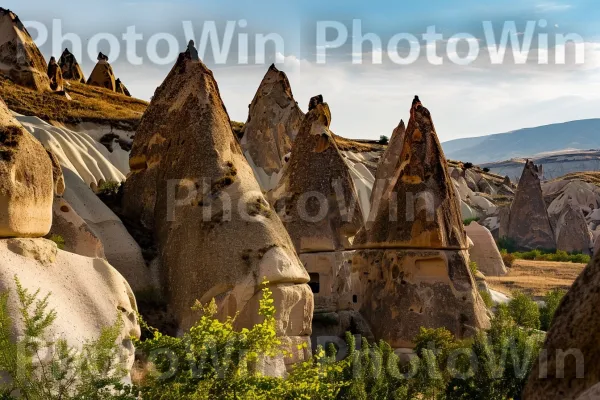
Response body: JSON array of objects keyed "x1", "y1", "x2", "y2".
[{"x1": 6, "y1": 0, "x2": 600, "y2": 141}]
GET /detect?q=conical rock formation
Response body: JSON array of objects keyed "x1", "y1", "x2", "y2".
[
  {"x1": 122, "y1": 46, "x2": 312, "y2": 368},
  {"x1": 366, "y1": 119, "x2": 405, "y2": 230},
  {"x1": 555, "y1": 203, "x2": 592, "y2": 255},
  {"x1": 352, "y1": 97, "x2": 490, "y2": 348},
  {"x1": 47, "y1": 56, "x2": 64, "y2": 91},
  {"x1": 0, "y1": 97, "x2": 54, "y2": 237},
  {"x1": 523, "y1": 251, "x2": 600, "y2": 399},
  {"x1": 87, "y1": 52, "x2": 116, "y2": 91},
  {"x1": 0, "y1": 8, "x2": 49, "y2": 91},
  {"x1": 241, "y1": 64, "x2": 304, "y2": 191},
  {"x1": 271, "y1": 95, "x2": 364, "y2": 253},
  {"x1": 115, "y1": 78, "x2": 131, "y2": 96},
  {"x1": 356, "y1": 96, "x2": 466, "y2": 249},
  {"x1": 506, "y1": 160, "x2": 555, "y2": 250},
  {"x1": 58, "y1": 48, "x2": 85, "y2": 82}
]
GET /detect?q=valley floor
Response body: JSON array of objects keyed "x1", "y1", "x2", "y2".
[{"x1": 487, "y1": 259, "x2": 586, "y2": 298}]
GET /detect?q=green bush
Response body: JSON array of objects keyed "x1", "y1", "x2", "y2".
[
  {"x1": 463, "y1": 217, "x2": 480, "y2": 226},
  {"x1": 0, "y1": 276, "x2": 133, "y2": 399},
  {"x1": 97, "y1": 180, "x2": 121, "y2": 196},
  {"x1": 508, "y1": 291, "x2": 541, "y2": 330},
  {"x1": 49, "y1": 234, "x2": 65, "y2": 250},
  {"x1": 539, "y1": 289, "x2": 566, "y2": 331},
  {"x1": 500, "y1": 249, "x2": 515, "y2": 268},
  {"x1": 497, "y1": 238, "x2": 591, "y2": 265},
  {"x1": 479, "y1": 290, "x2": 494, "y2": 309},
  {"x1": 469, "y1": 261, "x2": 478, "y2": 276},
  {"x1": 378, "y1": 135, "x2": 389, "y2": 145},
  {"x1": 0, "y1": 279, "x2": 546, "y2": 399}
]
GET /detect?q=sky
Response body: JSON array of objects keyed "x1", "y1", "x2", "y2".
[{"x1": 6, "y1": 0, "x2": 600, "y2": 142}]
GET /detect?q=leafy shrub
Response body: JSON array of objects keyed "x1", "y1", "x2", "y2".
[
  {"x1": 463, "y1": 162, "x2": 474, "y2": 169},
  {"x1": 539, "y1": 289, "x2": 566, "y2": 331},
  {"x1": 479, "y1": 289, "x2": 494, "y2": 309},
  {"x1": 500, "y1": 249, "x2": 515, "y2": 268},
  {"x1": 378, "y1": 135, "x2": 389, "y2": 145},
  {"x1": 469, "y1": 261, "x2": 478, "y2": 276},
  {"x1": 497, "y1": 237, "x2": 518, "y2": 254},
  {"x1": 497, "y1": 235, "x2": 590, "y2": 264},
  {"x1": 482, "y1": 167, "x2": 490, "y2": 173},
  {"x1": 508, "y1": 291, "x2": 541, "y2": 330},
  {"x1": 0, "y1": 277, "x2": 548, "y2": 400},
  {"x1": 0, "y1": 276, "x2": 132, "y2": 399},
  {"x1": 97, "y1": 180, "x2": 121, "y2": 196},
  {"x1": 463, "y1": 217, "x2": 480, "y2": 226},
  {"x1": 49, "y1": 234, "x2": 65, "y2": 250}
]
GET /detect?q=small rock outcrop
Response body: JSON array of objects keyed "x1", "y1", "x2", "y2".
[
  {"x1": 271, "y1": 95, "x2": 364, "y2": 253},
  {"x1": 122, "y1": 44, "x2": 313, "y2": 371},
  {"x1": 87, "y1": 52, "x2": 116, "y2": 91},
  {"x1": 240, "y1": 64, "x2": 303, "y2": 191},
  {"x1": 58, "y1": 48, "x2": 85, "y2": 83},
  {"x1": 115, "y1": 78, "x2": 131, "y2": 96},
  {"x1": 0, "y1": 97, "x2": 54, "y2": 237},
  {"x1": 506, "y1": 160, "x2": 555, "y2": 250},
  {"x1": 465, "y1": 222, "x2": 507, "y2": 276},
  {"x1": 0, "y1": 8, "x2": 49, "y2": 91},
  {"x1": 352, "y1": 96, "x2": 490, "y2": 348},
  {"x1": 523, "y1": 251, "x2": 600, "y2": 399},
  {"x1": 46, "y1": 56, "x2": 64, "y2": 91}
]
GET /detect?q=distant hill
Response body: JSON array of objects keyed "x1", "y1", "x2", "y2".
[
  {"x1": 481, "y1": 150, "x2": 600, "y2": 182},
  {"x1": 442, "y1": 119, "x2": 600, "y2": 165}
]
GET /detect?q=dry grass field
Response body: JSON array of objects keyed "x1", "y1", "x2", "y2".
[
  {"x1": 0, "y1": 76, "x2": 148, "y2": 130},
  {"x1": 487, "y1": 259, "x2": 586, "y2": 298}
]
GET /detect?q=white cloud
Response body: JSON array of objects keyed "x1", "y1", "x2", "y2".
[{"x1": 535, "y1": 2, "x2": 573, "y2": 12}]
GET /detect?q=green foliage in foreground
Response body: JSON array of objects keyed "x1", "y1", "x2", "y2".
[
  {"x1": 0, "y1": 276, "x2": 131, "y2": 399},
  {"x1": 539, "y1": 289, "x2": 566, "y2": 331},
  {"x1": 0, "y1": 279, "x2": 549, "y2": 400}
]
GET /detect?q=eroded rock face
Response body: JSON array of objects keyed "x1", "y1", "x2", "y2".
[
  {"x1": 271, "y1": 96, "x2": 364, "y2": 253},
  {"x1": 367, "y1": 120, "x2": 405, "y2": 230},
  {"x1": 46, "y1": 56, "x2": 64, "y2": 91},
  {"x1": 59, "y1": 48, "x2": 85, "y2": 83},
  {"x1": 352, "y1": 97, "x2": 490, "y2": 347},
  {"x1": 555, "y1": 204, "x2": 592, "y2": 255},
  {"x1": 87, "y1": 53, "x2": 116, "y2": 91},
  {"x1": 0, "y1": 98, "x2": 54, "y2": 237},
  {"x1": 356, "y1": 97, "x2": 466, "y2": 250},
  {"x1": 241, "y1": 64, "x2": 303, "y2": 191},
  {"x1": 0, "y1": 8, "x2": 49, "y2": 91},
  {"x1": 523, "y1": 251, "x2": 600, "y2": 399},
  {"x1": 122, "y1": 46, "x2": 313, "y2": 362},
  {"x1": 49, "y1": 197, "x2": 106, "y2": 259},
  {"x1": 0, "y1": 238, "x2": 140, "y2": 380},
  {"x1": 465, "y1": 222, "x2": 507, "y2": 276},
  {"x1": 506, "y1": 161, "x2": 555, "y2": 250}
]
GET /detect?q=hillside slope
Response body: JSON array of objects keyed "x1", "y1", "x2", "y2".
[
  {"x1": 0, "y1": 75, "x2": 148, "y2": 130},
  {"x1": 443, "y1": 119, "x2": 600, "y2": 164}
]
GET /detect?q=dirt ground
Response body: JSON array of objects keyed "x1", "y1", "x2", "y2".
[{"x1": 486, "y1": 259, "x2": 586, "y2": 299}]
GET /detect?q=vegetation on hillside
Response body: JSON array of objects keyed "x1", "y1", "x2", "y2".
[
  {"x1": 0, "y1": 76, "x2": 147, "y2": 131},
  {"x1": 497, "y1": 237, "x2": 591, "y2": 264},
  {"x1": 0, "y1": 277, "x2": 560, "y2": 400}
]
